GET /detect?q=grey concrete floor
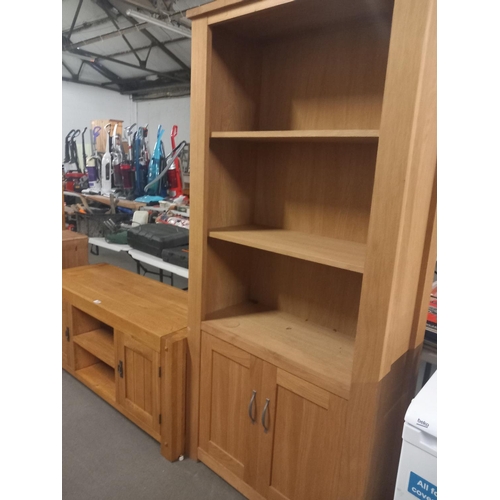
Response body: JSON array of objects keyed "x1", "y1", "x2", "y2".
[
  {"x1": 63, "y1": 371, "x2": 244, "y2": 500},
  {"x1": 64, "y1": 246, "x2": 243, "y2": 500}
]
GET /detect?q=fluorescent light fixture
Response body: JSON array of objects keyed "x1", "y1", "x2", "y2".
[{"x1": 126, "y1": 10, "x2": 192, "y2": 39}]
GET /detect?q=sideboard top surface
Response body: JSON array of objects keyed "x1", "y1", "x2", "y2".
[{"x1": 63, "y1": 264, "x2": 188, "y2": 340}]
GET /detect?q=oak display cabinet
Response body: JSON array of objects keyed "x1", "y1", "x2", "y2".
[{"x1": 186, "y1": 0, "x2": 436, "y2": 499}]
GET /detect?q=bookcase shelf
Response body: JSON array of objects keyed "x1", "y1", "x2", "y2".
[
  {"x1": 203, "y1": 301, "x2": 354, "y2": 399},
  {"x1": 209, "y1": 225, "x2": 366, "y2": 273},
  {"x1": 210, "y1": 130, "x2": 379, "y2": 142}
]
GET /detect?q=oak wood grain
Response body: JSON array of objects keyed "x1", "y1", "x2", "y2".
[
  {"x1": 210, "y1": 130, "x2": 379, "y2": 141},
  {"x1": 209, "y1": 225, "x2": 366, "y2": 273},
  {"x1": 63, "y1": 264, "x2": 188, "y2": 351},
  {"x1": 73, "y1": 328, "x2": 114, "y2": 367},
  {"x1": 203, "y1": 302, "x2": 354, "y2": 399}
]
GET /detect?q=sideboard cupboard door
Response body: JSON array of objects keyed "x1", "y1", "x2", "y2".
[
  {"x1": 116, "y1": 330, "x2": 161, "y2": 435},
  {"x1": 199, "y1": 332, "x2": 262, "y2": 484},
  {"x1": 267, "y1": 369, "x2": 348, "y2": 500}
]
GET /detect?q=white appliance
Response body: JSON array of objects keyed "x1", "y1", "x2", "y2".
[{"x1": 394, "y1": 371, "x2": 437, "y2": 500}]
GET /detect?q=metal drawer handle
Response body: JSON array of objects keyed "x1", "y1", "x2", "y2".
[
  {"x1": 248, "y1": 390, "x2": 257, "y2": 423},
  {"x1": 261, "y1": 398, "x2": 270, "y2": 433}
]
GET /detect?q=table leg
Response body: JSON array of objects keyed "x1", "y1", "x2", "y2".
[
  {"x1": 136, "y1": 261, "x2": 141, "y2": 275},
  {"x1": 160, "y1": 269, "x2": 164, "y2": 283}
]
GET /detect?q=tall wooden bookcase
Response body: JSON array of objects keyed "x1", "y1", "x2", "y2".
[{"x1": 186, "y1": 0, "x2": 436, "y2": 499}]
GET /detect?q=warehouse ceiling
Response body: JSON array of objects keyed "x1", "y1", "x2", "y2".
[{"x1": 62, "y1": 0, "x2": 212, "y2": 100}]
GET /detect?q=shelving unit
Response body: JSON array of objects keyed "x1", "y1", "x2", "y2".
[
  {"x1": 73, "y1": 327, "x2": 114, "y2": 367},
  {"x1": 187, "y1": 0, "x2": 436, "y2": 499}
]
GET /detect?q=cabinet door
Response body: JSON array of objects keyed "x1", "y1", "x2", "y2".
[
  {"x1": 199, "y1": 332, "x2": 261, "y2": 484},
  {"x1": 62, "y1": 301, "x2": 72, "y2": 371},
  {"x1": 116, "y1": 331, "x2": 160, "y2": 434},
  {"x1": 267, "y1": 369, "x2": 348, "y2": 500}
]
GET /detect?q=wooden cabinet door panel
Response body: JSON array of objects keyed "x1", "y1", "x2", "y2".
[
  {"x1": 62, "y1": 301, "x2": 72, "y2": 371},
  {"x1": 200, "y1": 332, "x2": 259, "y2": 481},
  {"x1": 117, "y1": 331, "x2": 160, "y2": 434},
  {"x1": 268, "y1": 369, "x2": 348, "y2": 500}
]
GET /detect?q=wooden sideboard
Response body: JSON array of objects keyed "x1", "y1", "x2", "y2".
[{"x1": 62, "y1": 264, "x2": 188, "y2": 461}]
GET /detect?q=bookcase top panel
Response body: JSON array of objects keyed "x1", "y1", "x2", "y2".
[{"x1": 193, "y1": 0, "x2": 394, "y2": 40}]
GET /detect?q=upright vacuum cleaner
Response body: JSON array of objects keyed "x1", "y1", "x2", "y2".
[
  {"x1": 146, "y1": 125, "x2": 165, "y2": 196},
  {"x1": 85, "y1": 126, "x2": 101, "y2": 193},
  {"x1": 101, "y1": 123, "x2": 113, "y2": 195},
  {"x1": 167, "y1": 125, "x2": 184, "y2": 198},
  {"x1": 63, "y1": 129, "x2": 75, "y2": 173},
  {"x1": 143, "y1": 139, "x2": 187, "y2": 195},
  {"x1": 69, "y1": 130, "x2": 81, "y2": 172},
  {"x1": 81, "y1": 127, "x2": 87, "y2": 169},
  {"x1": 111, "y1": 123, "x2": 124, "y2": 190},
  {"x1": 133, "y1": 126, "x2": 149, "y2": 197},
  {"x1": 121, "y1": 123, "x2": 136, "y2": 196}
]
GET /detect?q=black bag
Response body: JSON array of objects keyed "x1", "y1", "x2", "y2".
[
  {"x1": 161, "y1": 245, "x2": 189, "y2": 269},
  {"x1": 127, "y1": 224, "x2": 189, "y2": 257}
]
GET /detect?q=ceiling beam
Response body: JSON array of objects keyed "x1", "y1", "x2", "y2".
[
  {"x1": 62, "y1": 61, "x2": 77, "y2": 79},
  {"x1": 103, "y1": 9, "x2": 144, "y2": 66},
  {"x1": 106, "y1": 37, "x2": 185, "y2": 58},
  {"x1": 63, "y1": 77, "x2": 120, "y2": 92},
  {"x1": 117, "y1": 0, "x2": 191, "y2": 28},
  {"x1": 122, "y1": 83, "x2": 190, "y2": 95},
  {"x1": 63, "y1": 23, "x2": 148, "y2": 51},
  {"x1": 86, "y1": 60, "x2": 122, "y2": 84},
  {"x1": 67, "y1": 0, "x2": 84, "y2": 40},
  {"x1": 63, "y1": 16, "x2": 112, "y2": 36},
  {"x1": 139, "y1": 29, "x2": 188, "y2": 70},
  {"x1": 101, "y1": 68, "x2": 190, "y2": 89},
  {"x1": 99, "y1": 1, "x2": 189, "y2": 70},
  {"x1": 66, "y1": 48, "x2": 189, "y2": 80}
]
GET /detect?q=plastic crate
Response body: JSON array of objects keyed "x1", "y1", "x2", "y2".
[{"x1": 76, "y1": 212, "x2": 130, "y2": 238}]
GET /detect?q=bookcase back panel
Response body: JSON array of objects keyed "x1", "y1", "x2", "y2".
[
  {"x1": 205, "y1": 239, "x2": 253, "y2": 316},
  {"x1": 258, "y1": 23, "x2": 392, "y2": 131},
  {"x1": 254, "y1": 143, "x2": 377, "y2": 244},
  {"x1": 210, "y1": 13, "x2": 392, "y2": 133},
  {"x1": 207, "y1": 141, "x2": 257, "y2": 229},
  {"x1": 204, "y1": 239, "x2": 362, "y2": 337},
  {"x1": 210, "y1": 28, "x2": 262, "y2": 132},
  {"x1": 249, "y1": 250, "x2": 362, "y2": 336}
]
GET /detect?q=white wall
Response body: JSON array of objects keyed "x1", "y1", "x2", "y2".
[
  {"x1": 136, "y1": 96, "x2": 191, "y2": 150},
  {"x1": 62, "y1": 81, "x2": 135, "y2": 159}
]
